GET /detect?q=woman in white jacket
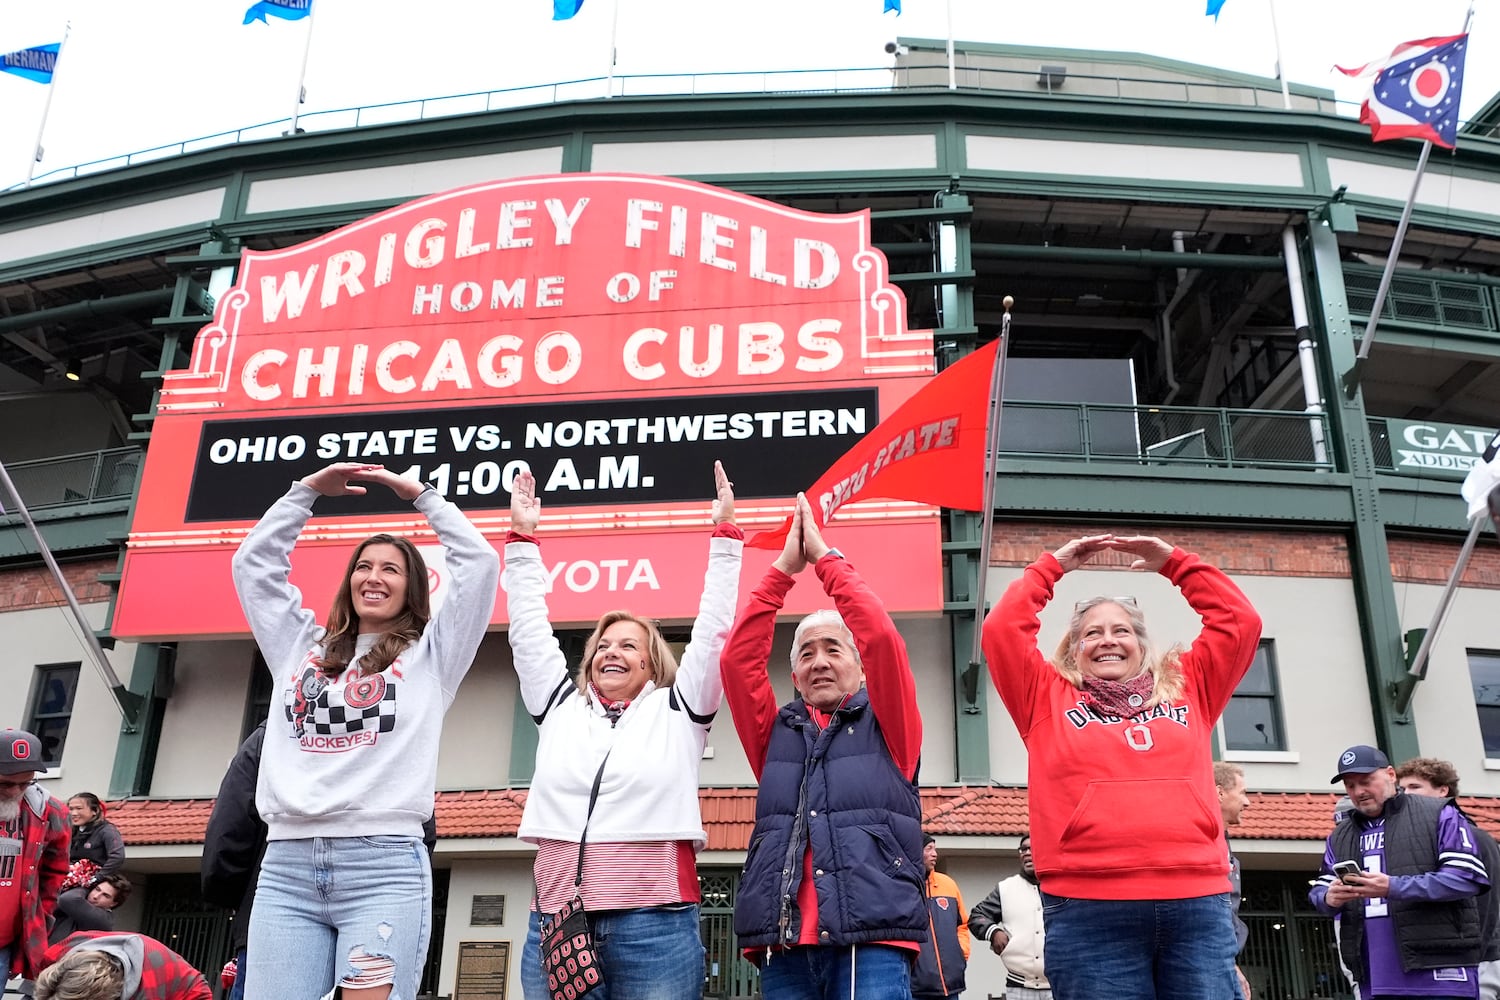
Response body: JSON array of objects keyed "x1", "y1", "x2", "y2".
[{"x1": 505, "y1": 462, "x2": 742, "y2": 1000}]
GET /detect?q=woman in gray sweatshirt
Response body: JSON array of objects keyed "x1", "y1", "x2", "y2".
[{"x1": 231, "y1": 461, "x2": 499, "y2": 1000}]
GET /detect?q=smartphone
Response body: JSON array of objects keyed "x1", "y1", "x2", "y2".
[{"x1": 1333, "y1": 860, "x2": 1363, "y2": 884}]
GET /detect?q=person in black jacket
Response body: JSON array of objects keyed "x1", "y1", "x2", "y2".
[
  {"x1": 48, "y1": 874, "x2": 131, "y2": 944},
  {"x1": 201, "y1": 725, "x2": 269, "y2": 1000},
  {"x1": 201, "y1": 722, "x2": 440, "y2": 1000}
]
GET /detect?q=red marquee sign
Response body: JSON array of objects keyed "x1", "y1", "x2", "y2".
[{"x1": 113, "y1": 174, "x2": 941, "y2": 639}]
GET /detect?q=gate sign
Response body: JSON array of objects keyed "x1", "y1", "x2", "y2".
[{"x1": 113, "y1": 174, "x2": 941, "y2": 639}]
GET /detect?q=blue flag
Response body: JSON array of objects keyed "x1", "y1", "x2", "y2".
[
  {"x1": 244, "y1": 0, "x2": 313, "y2": 25},
  {"x1": 1206, "y1": 0, "x2": 1227, "y2": 17},
  {"x1": 554, "y1": 0, "x2": 585, "y2": 19},
  {"x1": 0, "y1": 43, "x2": 60, "y2": 84},
  {"x1": 885, "y1": 0, "x2": 901, "y2": 12}
]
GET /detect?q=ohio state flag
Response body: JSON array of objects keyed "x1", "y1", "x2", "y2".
[
  {"x1": 747, "y1": 339, "x2": 998, "y2": 549},
  {"x1": 1336, "y1": 34, "x2": 1468, "y2": 149}
]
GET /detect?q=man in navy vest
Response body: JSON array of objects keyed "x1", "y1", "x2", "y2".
[
  {"x1": 1311, "y1": 745, "x2": 1488, "y2": 1000},
  {"x1": 722, "y1": 494, "x2": 926, "y2": 999}
]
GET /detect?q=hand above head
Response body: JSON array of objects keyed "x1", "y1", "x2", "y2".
[
  {"x1": 301, "y1": 462, "x2": 383, "y2": 498},
  {"x1": 1050, "y1": 534, "x2": 1117, "y2": 573},
  {"x1": 510, "y1": 470, "x2": 541, "y2": 535},
  {"x1": 798, "y1": 493, "x2": 832, "y2": 562},
  {"x1": 711, "y1": 460, "x2": 736, "y2": 525},
  {"x1": 772, "y1": 497, "x2": 807, "y2": 576},
  {"x1": 349, "y1": 465, "x2": 425, "y2": 501},
  {"x1": 1107, "y1": 535, "x2": 1175, "y2": 573}
]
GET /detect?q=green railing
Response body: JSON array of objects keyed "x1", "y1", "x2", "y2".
[
  {"x1": 0, "y1": 447, "x2": 142, "y2": 512},
  {"x1": 999, "y1": 402, "x2": 1334, "y2": 471},
  {"x1": 1343, "y1": 263, "x2": 1498, "y2": 334}
]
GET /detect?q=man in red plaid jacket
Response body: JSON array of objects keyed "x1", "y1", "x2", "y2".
[
  {"x1": 38, "y1": 931, "x2": 212, "y2": 1000},
  {"x1": 1, "y1": 728, "x2": 71, "y2": 983}
]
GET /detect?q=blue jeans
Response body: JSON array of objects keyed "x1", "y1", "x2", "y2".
[
  {"x1": 521, "y1": 904, "x2": 703, "y2": 1000},
  {"x1": 1041, "y1": 893, "x2": 1239, "y2": 1000},
  {"x1": 245, "y1": 836, "x2": 431, "y2": 1000},
  {"x1": 229, "y1": 947, "x2": 246, "y2": 1000},
  {"x1": 759, "y1": 944, "x2": 914, "y2": 1000}
]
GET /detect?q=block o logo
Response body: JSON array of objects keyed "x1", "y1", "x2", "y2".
[{"x1": 11, "y1": 739, "x2": 31, "y2": 760}]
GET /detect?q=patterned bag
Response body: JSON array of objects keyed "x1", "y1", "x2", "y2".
[
  {"x1": 539, "y1": 896, "x2": 603, "y2": 1000},
  {"x1": 536, "y1": 749, "x2": 611, "y2": 1000}
]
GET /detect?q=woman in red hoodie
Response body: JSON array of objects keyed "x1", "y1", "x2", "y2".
[{"x1": 983, "y1": 533, "x2": 1261, "y2": 1000}]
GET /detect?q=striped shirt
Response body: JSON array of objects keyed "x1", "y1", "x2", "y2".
[{"x1": 532, "y1": 838, "x2": 700, "y2": 913}]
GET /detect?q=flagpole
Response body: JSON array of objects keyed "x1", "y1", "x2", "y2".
[
  {"x1": 605, "y1": 0, "x2": 621, "y2": 98},
  {"x1": 964, "y1": 295, "x2": 1013, "y2": 707},
  {"x1": 0, "y1": 460, "x2": 143, "y2": 726},
  {"x1": 1267, "y1": 0, "x2": 1291, "y2": 109},
  {"x1": 1391, "y1": 497, "x2": 1493, "y2": 715},
  {"x1": 24, "y1": 22, "x2": 69, "y2": 188},
  {"x1": 288, "y1": 0, "x2": 318, "y2": 133},
  {"x1": 946, "y1": 0, "x2": 955, "y2": 90}
]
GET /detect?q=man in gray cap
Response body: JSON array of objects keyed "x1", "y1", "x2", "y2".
[
  {"x1": 1311, "y1": 744, "x2": 1489, "y2": 999},
  {"x1": 1, "y1": 729, "x2": 70, "y2": 988}
]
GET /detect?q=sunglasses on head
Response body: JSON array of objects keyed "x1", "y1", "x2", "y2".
[{"x1": 1075, "y1": 595, "x2": 1139, "y2": 612}]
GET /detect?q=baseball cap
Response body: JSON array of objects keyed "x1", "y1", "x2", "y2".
[
  {"x1": 1330, "y1": 744, "x2": 1389, "y2": 783},
  {"x1": 0, "y1": 729, "x2": 48, "y2": 775}
]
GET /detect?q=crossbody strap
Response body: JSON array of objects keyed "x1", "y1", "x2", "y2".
[{"x1": 573, "y1": 750, "x2": 612, "y2": 892}]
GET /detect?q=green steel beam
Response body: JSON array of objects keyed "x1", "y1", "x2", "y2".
[
  {"x1": 0, "y1": 508, "x2": 131, "y2": 561},
  {"x1": 1305, "y1": 220, "x2": 1420, "y2": 762},
  {"x1": 971, "y1": 243, "x2": 1286, "y2": 270},
  {"x1": 107, "y1": 642, "x2": 172, "y2": 798}
]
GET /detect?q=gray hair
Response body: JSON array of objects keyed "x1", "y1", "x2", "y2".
[{"x1": 790, "y1": 609, "x2": 860, "y2": 669}]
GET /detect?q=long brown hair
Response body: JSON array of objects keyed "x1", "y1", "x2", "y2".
[
  {"x1": 316, "y1": 533, "x2": 431, "y2": 677},
  {"x1": 576, "y1": 610, "x2": 679, "y2": 694},
  {"x1": 1051, "y1": 596, "x2": 1184, "y2": 708}
]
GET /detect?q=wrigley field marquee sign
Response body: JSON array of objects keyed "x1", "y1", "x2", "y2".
[{"x1": 113, "y1": 174, "x2": 943, "y2": 638}]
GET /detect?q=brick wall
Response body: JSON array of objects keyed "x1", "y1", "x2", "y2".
[
  {"x1": 1388, "y1": 535, "x2": 1500, "y2": 589},
  {"x1": 988, "y1": 523, "x2": 1351, "y2": 576},
  {"x1": 0, "y1": 559, "x2": 114, "y2": 612}
]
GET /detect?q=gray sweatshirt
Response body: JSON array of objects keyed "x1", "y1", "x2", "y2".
[{"x1": 231, "y1": 481, "x2": 499, "y2": 841}]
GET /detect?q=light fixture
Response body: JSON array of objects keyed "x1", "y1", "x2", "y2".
[
  {"x1": 64, "y1": 358, "x2": 82, "y2": 382},
  {"x1": 1038, "y1": 65, "x2": 1067, "y2": 89}
]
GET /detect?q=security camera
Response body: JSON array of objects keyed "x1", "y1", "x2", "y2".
[{"x1": 884, "y1": 41, "x2": 908, "y2": 55}]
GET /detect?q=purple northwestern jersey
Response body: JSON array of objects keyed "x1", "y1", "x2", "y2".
[{"x1": 1311, "y1": 804, "x2": 1489, "y2": 997}]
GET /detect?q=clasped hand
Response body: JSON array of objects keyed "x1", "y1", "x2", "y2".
[
  {"x1": 300, "y1": 462, "x2": 424, "y2": 502},
  {"x1": 1051, "y1": 533, "x2": 1173, "y2": 573},
  {"x1": 772, "y1": 493, "x2": 831, "y2": 576}
]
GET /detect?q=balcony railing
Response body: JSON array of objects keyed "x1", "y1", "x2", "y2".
[
  {"x1": 1, "y1": 447, "x2": 143, "y2": 513},
  {"x1": 999, "y1": 402, "x2": 1334, "y2": 471}
]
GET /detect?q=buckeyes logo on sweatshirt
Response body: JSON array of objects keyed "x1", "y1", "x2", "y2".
[{"x1": 285, "y1": 661, "x2": 399, "y2": 753}]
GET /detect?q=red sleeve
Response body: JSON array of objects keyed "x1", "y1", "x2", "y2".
[
  {"x1": 39, "y1": 798, "x2": 70, "y2": 920},
  {"x1": 722, "y1": 566, "x2": 794, "y2": 779},
  {"x1": 982, "y1": 555, "x2": 1065, "y2": 739},
  {"x1": 814, "y1": 555, "x2": 921, "y2": 780},
  {"x1": 1162, "y1": 548, "x2": 1263, "y2": 716}
]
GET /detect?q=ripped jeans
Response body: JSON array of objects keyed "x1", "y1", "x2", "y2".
[{"x1": 246, "y1": 836, "x2": 431, "y2": 1000}]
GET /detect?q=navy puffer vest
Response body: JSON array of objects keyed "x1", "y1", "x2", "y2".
[{"x1": 734, "y1": 690, "x2": 927, "y2": 949}]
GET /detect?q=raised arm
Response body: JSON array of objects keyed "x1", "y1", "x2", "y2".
[
  {"x1": 673, "y1": 462, "x2": 744, "y2": 719},
  {"x1": 230, "y1": 480, "x2": 328, "y2": 674},
  {"x1": 501, "y1": 470, "x2": 572, "y2": 718},
  {"x1": 982, "y1": 535, "x2": 1116, "y2": 738},
  {"x1": 1125, "y1": 534, "x2": 1262, "y2": 716},
  {"x1": 355, "y1": 467, "x2": 501, "y2": 698},
  {"x1": 721, "y1": 499, "x2": 805, "y2": 778},
  {"x1": 803, "y1": 496, "x2": 921, "y2": 779}
]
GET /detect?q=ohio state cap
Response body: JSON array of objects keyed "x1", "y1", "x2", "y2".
[
  {"x1": 1330, "y1": 744, "x2": 1389, "y2": 783},
  {"x1": 0, "y1": 729, "x2": 47, "y2": 775}
]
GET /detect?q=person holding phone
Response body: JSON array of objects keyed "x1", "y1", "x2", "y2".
[{"x1": 1312, "y1": 744, "x2": 1489, "y2": 1000}]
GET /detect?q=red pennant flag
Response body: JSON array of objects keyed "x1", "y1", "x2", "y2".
[{"x1": 747, "y1": 339, "x2": 998, "y2": 549}]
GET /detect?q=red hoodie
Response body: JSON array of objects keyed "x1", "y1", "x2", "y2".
[{"x1": 982, "y1": 548, "x2": 1261, "y2": 900}]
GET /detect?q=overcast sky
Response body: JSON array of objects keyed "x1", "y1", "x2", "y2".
[{"x1": 0, "y1": 0, "x2": 1490, "y2": 191}]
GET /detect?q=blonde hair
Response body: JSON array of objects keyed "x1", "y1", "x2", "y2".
[
  {"x1": 1051, "y1": 597, "x2": 1184, "y2": 708},
  {"x1": 35, "y1": 950, "x2": 124, "y2": 1000},
  {"x1": 1213, "y1": 761, "x2": 1245, "y2": 791},
  {"x1": 576, "y1": 611, "x2": 679, "y2": 694}
]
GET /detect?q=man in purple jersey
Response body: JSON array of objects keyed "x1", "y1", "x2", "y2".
[{"x1": 1312, "y1": 745, "x2": 1489, "y2": 999}]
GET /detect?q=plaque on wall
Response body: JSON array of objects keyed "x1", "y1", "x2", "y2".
[
  {"x1": 471, "y1": 894, "x2": 506, "y2": 926},
  {"x1": 455, "y1": 940, "x2": 510, "y2": 1000}
]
